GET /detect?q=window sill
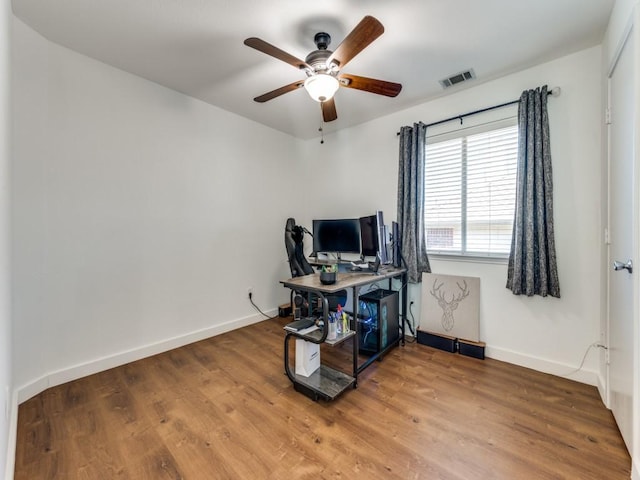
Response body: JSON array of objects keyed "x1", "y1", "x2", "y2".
[{"x1": 427, "y1": 253, "x2": 509, "y2": 265}]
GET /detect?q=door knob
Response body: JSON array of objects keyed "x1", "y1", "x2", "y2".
[{"x1": 613, "y1": 259, "x2": 633, "y2": 273}]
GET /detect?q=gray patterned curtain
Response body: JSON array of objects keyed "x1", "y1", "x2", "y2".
[
  {"x1": 397, "y1": 122, "x2": 431, "y2": 283},
  {"x1": 506, "y1": 86, "x2": 560, "y2": 297}
]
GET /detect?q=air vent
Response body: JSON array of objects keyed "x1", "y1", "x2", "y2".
[{"x1": 439, "y1": 69, "x2": 476, "y2": 89}]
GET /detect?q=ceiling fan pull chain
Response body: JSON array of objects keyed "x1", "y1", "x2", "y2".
[{"x1": 318, "y1": 103, "x2": 325, "y2": 144}]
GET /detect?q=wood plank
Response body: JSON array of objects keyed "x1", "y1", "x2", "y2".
[{"x1": 15, "y1": 317, "x2": 631, "y2": 479}]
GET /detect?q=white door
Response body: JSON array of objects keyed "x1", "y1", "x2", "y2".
[{"x1": 608, "y1": 26, "x2": 635, "y2": 455}]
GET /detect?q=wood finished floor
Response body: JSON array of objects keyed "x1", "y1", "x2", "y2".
[{"x1": 15, "y1": 316, "x2": 631, "y2": 479}]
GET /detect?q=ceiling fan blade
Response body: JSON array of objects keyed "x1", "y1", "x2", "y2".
[
  {"x1": 253, "y1": 80, "x2": 305, "y2": 103},
  {"x1": 327, "y1": 16, "x2": 384, "y2": 70},
  {"x1": 321, "y1": 98, "x2": 337, "y2": 122},
  {"x1": 244, "y1": 37, "x2": 310, "y2": 70},
  {"x1": 339, "y1": 73, "x2": 402, "y2": 97}
]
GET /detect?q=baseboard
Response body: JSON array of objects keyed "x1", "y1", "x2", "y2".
[
  {"x1": 4, "y1": 389, "x2": 17, "y2": 480},
  {"x1": 633, "y1": 459, "x2": 640, "y2": 480},
  {"x1": 596, "y1": 370, "x2": 608, "y2": 408},
  {"x1": 485, "y1": 345, "x2": 598, "y2": 386},
  {"x1": 17, "y1": 309, "x2": 275, "y2": 404}
]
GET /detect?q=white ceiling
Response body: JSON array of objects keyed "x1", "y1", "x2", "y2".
[{"x1": 12, "y1": 0, "x2": 614, "y2": 139}]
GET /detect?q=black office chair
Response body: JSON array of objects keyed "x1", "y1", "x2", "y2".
[
  {"x1": 285, "y1": 218, "x2": 314, "y2": 278},
  {"x1": 285, "y1": 218, "x2": 346, "y2": 315}
]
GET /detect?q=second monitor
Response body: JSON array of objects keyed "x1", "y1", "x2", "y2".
[{"x1": 359, "y1": 211, "x2": 390, "y2": 263}]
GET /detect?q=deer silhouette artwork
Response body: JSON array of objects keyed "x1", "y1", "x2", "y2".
[{"x1": 429, "y1": 278, "x2": 470, "y2": 332}]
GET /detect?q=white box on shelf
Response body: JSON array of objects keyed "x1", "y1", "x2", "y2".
[{"x1": 295, "y1": 338, "x2": 320, "y2": 377}]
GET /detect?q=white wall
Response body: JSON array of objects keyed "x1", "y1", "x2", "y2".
[
  {"x1": 304, "y1": 46, "x2": 604, "y2": 385},
  {"x1": 11, "y1": 18, "x2": 304, "y2": 401},
  {"x1": 0, "y1": 1, "x2": 12, "y2": 479}
]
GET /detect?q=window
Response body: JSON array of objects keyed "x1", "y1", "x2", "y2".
[
  {"x1": 426, "y1": 227, "x2": 454, "y2": 248},
  {"x1": 424, "y1": 122, "x2": 518, "y2": 258}
]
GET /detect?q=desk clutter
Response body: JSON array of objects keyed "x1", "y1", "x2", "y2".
[
  {"x1": 283, "y1": 309, "x2": 351, "y2": 344},
  {"x1": 327, "y1": 305, "x2": 349, "y2": 340}
]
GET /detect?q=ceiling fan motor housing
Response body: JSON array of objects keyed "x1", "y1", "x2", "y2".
[
  {"x1": 305, "y1": 32, "x2": 336, "y2": 74},
  {"x1": 305, "y1": 49, "x2": 333, "y2": 73}
]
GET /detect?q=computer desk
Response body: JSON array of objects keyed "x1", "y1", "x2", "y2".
[{"x1": 280, "y1": 266, "x2": 407, "y2": 401}]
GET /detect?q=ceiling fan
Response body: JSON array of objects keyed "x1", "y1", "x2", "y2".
[{"x1": 244, "y1": 16, "x2": 402, "y2": 123}]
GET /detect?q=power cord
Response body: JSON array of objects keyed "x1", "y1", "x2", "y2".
[
  {"x1": 248, "y1": 291, "x2": 273, "y2": 320},
  {"x1": 403, "y1": 300, "x2": 417, "y2": 343},
  {"x1": 559, "y1": 342, "x2": 608, "y2": 377}
]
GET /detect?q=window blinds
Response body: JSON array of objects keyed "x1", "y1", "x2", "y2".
[{"x1": 424, "y1": 124, "x2": 518, "y2": 257}]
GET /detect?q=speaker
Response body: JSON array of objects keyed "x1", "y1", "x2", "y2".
[
  {"x1": 392, "y1": 221, "x2": 401, "y2": 268},
  {"x1": 376, "y1": 210, "x2": 388, "y2": 264},
  {"x1": 416, "y1": 330, "x2": 457, "y2": 353},
  {"x1": 458, "y1": 339, "x2": 486, "y2": 360},
  {"x1": 278, "y1": 303, "x2": 292, "y2": 317}
]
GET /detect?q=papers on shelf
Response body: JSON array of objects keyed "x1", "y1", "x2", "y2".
[{"x1": 290, "y1": 325, "x2": 319, "y2": 335}]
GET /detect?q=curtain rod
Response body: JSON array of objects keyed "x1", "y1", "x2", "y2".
[{"x1": 397, "y1": 86, "x2": 561, "y2": 135}]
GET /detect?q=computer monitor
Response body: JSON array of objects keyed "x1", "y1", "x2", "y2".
[
  {"x1": 376, "y1": 210, "x2": 389, "y2": 264},
  {"x1": 359, "y1": 214, "x2": 379, "y2": 258},
  {"x1": 312, "y1": 219, "x2": 361, "y2": 255},
  {"x1": 359, "y1": 211, "x2": 392, "y2": 262}
]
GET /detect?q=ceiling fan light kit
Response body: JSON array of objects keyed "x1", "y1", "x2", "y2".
[
  {"x1": 244, "y1": 15, "x2": 402, "y2": 124},
  {"x1": 304, "y1": 74, "x2": 340, "y2": 102}
]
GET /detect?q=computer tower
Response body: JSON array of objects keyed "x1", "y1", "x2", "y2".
[{"x1": 358, "y1": 290, "x2": 399, "y2": 355}]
